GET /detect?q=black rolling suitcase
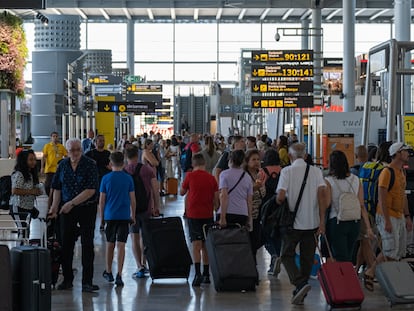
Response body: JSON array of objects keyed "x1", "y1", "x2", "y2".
[
  {"x1": 205, "y1": 224, "x2": 258, "y2": 292},
  {"x1": 142, "y1": 216, "x2": 192, "y2": 280},
  {"x1": 10, "y1": 246, "x2": 51, "y2": 311},
  {"x1": 0, "y1": 245, "x2": 12, "y2": 311}
]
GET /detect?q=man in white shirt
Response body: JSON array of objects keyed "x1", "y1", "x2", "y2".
[{"x1": 276, "y1": 143, "x2": 327, "y2": 305}]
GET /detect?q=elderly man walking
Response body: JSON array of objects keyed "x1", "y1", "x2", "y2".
[
  {"x1": 276, "y1": 143, "x2": 327, "y2": 305},
  {"x1": 49, "y1": 138, "x2": 99, "y2": 292}
]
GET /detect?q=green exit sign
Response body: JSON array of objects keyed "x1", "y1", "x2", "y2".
[{"x1": 124, "y1": 75, "x2": 144, "y2": 84}]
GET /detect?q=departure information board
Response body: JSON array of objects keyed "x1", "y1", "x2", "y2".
[{"x1": 250, "y1": 50, "x2": 314, "y2": 108}]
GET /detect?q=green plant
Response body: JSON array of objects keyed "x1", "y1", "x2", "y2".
[{"x1": 0, "y1": 12, "x2": 28, "y2": 97}]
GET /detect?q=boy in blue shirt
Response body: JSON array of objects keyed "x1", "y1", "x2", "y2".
[{"x1": 99, "y1": 151, "x2": 136, "y2": 286}]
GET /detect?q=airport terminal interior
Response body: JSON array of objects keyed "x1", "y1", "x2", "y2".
[{"x1": 1, "y1": 0, "x2": 414, "y2": 310}]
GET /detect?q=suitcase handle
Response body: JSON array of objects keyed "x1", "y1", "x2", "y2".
[
  {"x1": 315, "y1": 233, "x2": 335, "y2": 263},
  {"x1": 202, "y1": 223, "x2": 241, "y2": 239}
]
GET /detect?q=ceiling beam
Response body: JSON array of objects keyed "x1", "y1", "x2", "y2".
[
  {"x1": 282, "y1": 8, "x2": 294, "y2": 20},
  {"x1": 76, "y1": 8, "x2": 88, "y2": 20},
  {"x1": 369, "y1": 9, "x2": 390, "y2": 21},
  {"x1": 326, "y1": 8, "x2": 341, "y2": 20},
  {"x1": 147, "y1": 8, "x2": 154, "y2": 20},
  {"x1": 123, "y1": 8, "x2": 131, "y2": 20},
  {"x1": 100, "y1": 8, "x2": 110, "y2": 20},
  {"x1": 238, "y1": 8, "x2": 246, "y2": 20},
  {"x1": 216, "y1": 8, "x2": 223, "y2": 20},
  {"x1": 260, "y1": 8, "x2": 270, "y2": 20}
]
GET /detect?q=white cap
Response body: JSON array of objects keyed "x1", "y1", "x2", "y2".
[{"x1": 389, "y1": 142, "x2": 411, "y2": 156}]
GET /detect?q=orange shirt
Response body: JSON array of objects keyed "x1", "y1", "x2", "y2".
[{"x1": 376, "y1": 165, "x2": 406, "y2": 218}]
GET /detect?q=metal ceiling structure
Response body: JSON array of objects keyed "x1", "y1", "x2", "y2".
[{"x1": 6, "y1": 0, "x2": 414, "y2": 24}]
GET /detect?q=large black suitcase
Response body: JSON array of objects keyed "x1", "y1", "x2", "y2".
[
  {"x1": 10, "y1": 246, "x2": 51, "y2": 311},
  {"x1": 0, "y1": 245, "x2": 12, "y2": 311},
  {"x1": 205, "y1": 224, "x2": 258, "y2": 292},
  {"x1": 142, "y1": 216, "x2": 192, "y2": 280}
]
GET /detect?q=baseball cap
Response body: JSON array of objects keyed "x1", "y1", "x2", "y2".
[{"x1": 389, "y1": 142, "x2": 411, "y2": 156}]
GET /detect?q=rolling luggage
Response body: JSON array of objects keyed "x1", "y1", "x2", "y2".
[
  {"x1": 10, "y1": 246, "x2": 51, "y2": 311},
  {"x1": 318, "y1": 235, "x2": 364, "y2": 309},
  {"x1": 166, "y1": 178, "x2": 178, "y2": 195},
  {"x1": 142, "y1": 216, "x2": 192, "y2": 280},
  {"x1": 205, "y1": 224, "x2": 258, "y2": 292},
  {"x1": 376, "y1": 261, "x2": 414, "y2": 306},
  {"x1": 0, "y1": 245, "x2": 12, "y2": 311}
]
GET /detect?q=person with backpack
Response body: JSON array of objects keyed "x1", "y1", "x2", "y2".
[
  {"x1": 214, "y1": 135, "x2": 246, "y2": 183},
  {"x1": 363, "y1": 142, "x2": 413, "y2": 292},
  {"x1": 124, "y1": 146, "x2": 160, "y2": 279},
  {"x1": 325, "y1": 150, "x2": 375, "y2": 263},
  {"x1": 99, "y1": 152, "x2": 136, "y2": 287},
  {"x1": 257, "y1": 149, "x2": 282, "y2": 276},
  {"x1": 180, "y1": 133, "x2": 201, "y2": 180},
  {"x1": 350, "y1": 145, "x2": 368, "y2": 176},
  {"x1": 356, "y1": 141, "x2": 392, "y2": 275},
  {"x1": 180, "y1": 153, "x2": 219, "y2": 286},
  {"x1": 10, "y1": 149, "x2": 43, "y2": 231}
]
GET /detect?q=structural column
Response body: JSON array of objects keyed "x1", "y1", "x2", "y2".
[
  {"x1": 395, "y1": 0, "x2": 411, "y2": 113},
  {"x1": 299, "y1": 19, "x2": 310, "y2": 143},
  {"x1": 343, "y1": 0, "x2": 356, "y2": 112},
  {"x1": 31, "y1": 15, "x2": 81, "y2": 150},
  {"x1": 127, "y1": 20, "x2": 135, "y2": 75}
]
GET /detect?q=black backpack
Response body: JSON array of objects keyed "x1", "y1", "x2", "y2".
[
  {"x1": 262, "y1": 167, "x2": 280, "y2": 202},
  {"x1": 180, "y1": 143, "x2": 194, "y2": 172},
  {"x1": 0, "y1": 175, "x2": 12, "y2": 210},
  {"x1": 128, "y1": 164, "x2": 150, "y2": 213}
]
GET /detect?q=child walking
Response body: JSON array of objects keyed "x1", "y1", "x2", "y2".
[{"x1": 99, "y1": 152, "x2": 136, "y2": 286}]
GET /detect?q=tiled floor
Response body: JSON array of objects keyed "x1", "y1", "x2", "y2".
[{"x1": 16, "y1": 195, "x2": 414, "y2": 310}]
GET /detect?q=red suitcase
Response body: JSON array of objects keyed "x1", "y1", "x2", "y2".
[
  {"x1": 318, "y1": 261, "x2": 364, "y2": 308},
  {"x1": 318, "y1": 235, "x2": 364, "y2": 309}
]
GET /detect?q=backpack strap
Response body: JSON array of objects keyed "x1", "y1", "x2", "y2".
[
  {"x1": 386, "y1": 167, "x2": 396, "y2": 192},
  {"x1": 263, "y1": 167, "x2": 271, "y2": 177},
  {"x1": 292, "y1": 164, "x2": 310, "y2": 219},
  {"x1": 228, "y1": 171, "x2": 246, "y2": 195}
]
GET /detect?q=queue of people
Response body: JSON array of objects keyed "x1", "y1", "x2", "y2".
[{"x1": 6, "y1": 129, "x2": 414, "y2": 306}]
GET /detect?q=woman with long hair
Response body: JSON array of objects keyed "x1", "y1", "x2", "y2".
[
  {"x1": 10, "y1": 149, "x2": 42, "y2": 232},
  {"x1": 244, "y1": 149, "x2": 266, "y2": 260},
  {"x1": 141, "y1": 139, "x2": 159, "y2": 175},
  {"x1": 200, "y1": 136, "x2": 220, "y2": 174},
  {"x1": 217, "y1": 150, "x2": 252, "y2": 228},
  {"x1": 324, "y1": 150, "x2": 374, "y2": 264}
]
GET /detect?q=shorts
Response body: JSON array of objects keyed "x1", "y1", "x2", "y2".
[
  {"x1": 187, "y1": 218, "x2": 214, "y2": 242},
  {"x1": 376, "y1": 214, "x2": 407, "y2": 260},
  {"x1": 129, "y1": 212, "x2": 149, "y2": 234},
  {"x1": 105, "y1": 220, "x2": 130, "y2": 243}
]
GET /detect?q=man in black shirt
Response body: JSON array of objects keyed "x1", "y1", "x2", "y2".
[{"x1": 85, "y1": 135, "x2": 111, "y2": 186}]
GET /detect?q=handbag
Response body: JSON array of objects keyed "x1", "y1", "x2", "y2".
[{"x1": 280, "y1": 164, "x2": 310, "y2": 230}]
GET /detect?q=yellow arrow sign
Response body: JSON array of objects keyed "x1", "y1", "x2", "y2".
[
  {"x1": 254, "y1": 54, "x2": 259, "y2": 61},
  {"x1": 253, "y1": 101, "x2": 260, "y2": 107},
  {"x1": 119, "y1": 104, "x2": 126, "y2": 112},
  {"x1": 104, "y1": 104, "x2": 110, "y2": 112},
  {"x1": 252, "y1": 69, "x2": 258, "y2": 76},
  {"x1": 253, "y1": 85, "x2": 259, "y2": 92}
]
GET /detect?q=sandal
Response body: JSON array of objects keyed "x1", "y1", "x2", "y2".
[{"x1": 364, "y1": 273, "x2": 374, "y2": 292}]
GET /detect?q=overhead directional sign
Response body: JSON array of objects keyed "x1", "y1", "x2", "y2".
[
  {"x1": 126, "y1": 93, "x2": 163, "y2": 107},
  {"x1": 251, "y1": 50, "x2": 314, "y2": 63},
  {"x1": 98, "y1": 101, "x2": 156, "y2": 113},
  {"x1": 221, "y1": 105, "x2": 252, "y2": 113},
  {"x1": 250, "y1": 49, "x2": 314, "y2": 109},
  {"x1": 252, "y1": 96, "x2": 314, "y2": 108},
  {"x1": 127, "y1": 84, "x2": 162, "y2": 93},
  {"x1": 251, "y1": 81, "x2": 313, "y2": 93},
  {"x1": 88, "y1": 75, "x2": 122, "y2": 85},
  {"x1": 251, "y1": 65, "x2": 313, "y2": 78}
]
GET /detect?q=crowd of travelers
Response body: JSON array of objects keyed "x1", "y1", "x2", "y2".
[{"x1": 6, "y1": 129, "x2": 414, "y2": 305}]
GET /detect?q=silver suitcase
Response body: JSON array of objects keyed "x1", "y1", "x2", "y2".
[{"x1": 376, "y1": 261, "x2": 414, "y2": 306}]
